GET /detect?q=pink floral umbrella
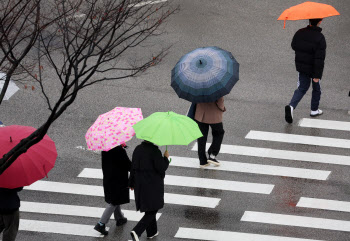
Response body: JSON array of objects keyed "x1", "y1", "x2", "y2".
[{"x1": 85, "y1": 107, "x2": 143, "y2": 151}]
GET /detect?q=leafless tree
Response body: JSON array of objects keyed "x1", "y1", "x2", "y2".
[
  {"x1": 0, "y1": 0, "x2": 80, "y2": 104},
  {"x1": 0, "y1": 0, "x2": 177, "y2": 175}
]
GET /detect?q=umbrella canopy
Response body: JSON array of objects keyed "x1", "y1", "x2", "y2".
[
  {"x1": 0, "y1": 72, "x2": 19, "y2": 101},
  {"x1": 86, "y1": 107, "x2": 143, "y2": 151},
  {"x1": 132, "y1": 111, "x2": 203, "y2": 146},
  {"x1": 171, "y1": 46, "x2": 239, "y2": 103},
  {"x1": 0, "y1": 125, "x2": 57, "y2": 189},
  {"x1": 278, "y1": 2, "x2": 340, "y2": 28}
]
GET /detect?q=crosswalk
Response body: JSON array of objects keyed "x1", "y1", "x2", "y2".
[
  {"x1": 246, "y1": 130, "x2": 350, "y2": 149},
  {"x1": 170, "y1": 155, "x2": 331, "y2": 180},
  {"x1": 241, "y1": 211, "x2": 350, "y2": 232},
  {"x1": 174, "y1": 227, "x2": 323, "y2": 241},
  {"x1": 296, "y1": 197, "x2": 350, "y2": 213},
  {"x1": 192, "y1": 142, "x2": 350, "y2": 166},
  {"x1": 298, "y1": 118, "x2": 350, "y2": 132},
  {"x1": 20, "y1": 201, "x2": 162, "y2": 221},
  {"x1": 78, "y1": 168, "x2": 275, "y2": 194},
  {"x1": 16, "y1": 118, "x2": 350, "y2": 240}
]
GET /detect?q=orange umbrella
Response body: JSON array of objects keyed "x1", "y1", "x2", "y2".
[{"x1": 278, "y1": 1, "x2": 340, "y2": 29}]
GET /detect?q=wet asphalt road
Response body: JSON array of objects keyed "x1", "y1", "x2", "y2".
[{"x1": 1, "y1": 0, "x2": 350, "y2": 240}]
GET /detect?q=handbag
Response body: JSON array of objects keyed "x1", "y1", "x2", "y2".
[{"x1": 186, "y1": 102, "x2": 196, "y2": 119}]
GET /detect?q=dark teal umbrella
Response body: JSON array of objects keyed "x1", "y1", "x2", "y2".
[{"x1": 171, "y1": 46, "x2": 239, "y2": 103}]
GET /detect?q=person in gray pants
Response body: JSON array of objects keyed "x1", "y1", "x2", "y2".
[{"x1": 94, "y1": 145, "x2": 131, "y2": 235}]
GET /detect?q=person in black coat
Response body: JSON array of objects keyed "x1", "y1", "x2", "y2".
[
  {"x1": 94, "y1": 144, "x2": 131, "y2": 235},
  {"x1": 129, "y1": 140, "x2": 170, "y2": 241},
  {"x1": 285, "y1": 18, "x2": 327, "y2": 124},
  {"x1": 0, "y1": 187, "x2": 22, "y2": 241}
]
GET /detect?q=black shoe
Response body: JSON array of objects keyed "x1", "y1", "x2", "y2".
[
  {"x1": 116, "y1": 217, "x2": 127, "y2": 226},
  {"x1": 147, "y1": 231, "x2": 159, "y2": 239},
  {"x1": 130, "y1": 231, "x2": 140, "y2": 241},
  {"x1": 208, "y1": 154, "x2": 220, "y2": 166},
  {"x1": 285, "y1": 105, "x2": 293, "y2": 124},
  {"x1": 94, "y1": 223, "x2": 108, "y2": 235}
]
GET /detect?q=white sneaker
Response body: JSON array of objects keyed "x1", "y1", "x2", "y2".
[
  {"x1": 310, "y1": 109, "x2": 323, "y2": 117},
  {"x1": 147, "y1": 231, "x2": 159, "y2": 239},
  {"x1": 200, "y1": 163, "x2": 210, "y2": 168},
  {"x1": 130, "y1": 231, "x2": 139, "y2": 241}
]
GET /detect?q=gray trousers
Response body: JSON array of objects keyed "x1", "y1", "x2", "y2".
[
  {"x1": 0, "y1": 210, "x2": 20, "y2": 241},
  {"x1": 100, "y1": 204, "x2": 124, "y2": 224}
]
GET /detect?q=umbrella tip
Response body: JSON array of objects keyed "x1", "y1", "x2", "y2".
[
  {"x1": 10, "y1": 136, "x2": 12, "y2": 142},
  {"x1": 199, "y1": 60, "x2": 202, "y2": 65},
  {"x1": 43, "y1": 165, "x2": 48, "y2": 178}
]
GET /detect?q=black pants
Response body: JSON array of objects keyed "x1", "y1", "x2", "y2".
[
  {"x1": 0, "y1": 210, "x2": 20, "y2": 241},
  {"x1": 196, "y1": 121, "x2": 225, "y2": 165},
  {"x1": 132, "y1": 210, "x2": 158, "y2": 237}
]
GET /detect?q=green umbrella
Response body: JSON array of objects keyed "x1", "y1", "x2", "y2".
[{"x1": 132, "y1": 111, "x2": 203, "y2": 147}]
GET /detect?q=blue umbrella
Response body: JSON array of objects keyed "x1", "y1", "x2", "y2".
[{"x1": 171, "y1": 46, "x2": 239, "y2": 103}]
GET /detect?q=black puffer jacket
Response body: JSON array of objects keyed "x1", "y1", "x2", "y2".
[
  {"x1": 291, "y1": 25, "x2": 327, "y2": 79},
  {"x1": 0, "y1": 187, "x2": 23, "y2": 214}
]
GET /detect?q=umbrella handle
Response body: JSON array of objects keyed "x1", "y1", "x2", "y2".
[{"x1": 166, "y1": 145, "x2": 171, "y2": 163}]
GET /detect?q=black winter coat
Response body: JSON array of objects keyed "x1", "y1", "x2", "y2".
[
  {"x1": 129, "y1": 141, "x2": 169, "y2": 212},
  {"x1": 102, "y1": 145, "x2": 131, "y2": 205},
  {"x1": 0, "y1": 187, "x2": 23, "y2": 214},
  {"x1": 291, "y1": 25, "x2": 327, "y2": 79}
]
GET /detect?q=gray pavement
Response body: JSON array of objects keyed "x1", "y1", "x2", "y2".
[{"x1": 1, "y1": 0, "x2": 350, "y2": 240}]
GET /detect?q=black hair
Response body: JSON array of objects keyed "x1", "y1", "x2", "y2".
[{"x1": 309, "y1": 19, "x2": 322, "y2": 26}]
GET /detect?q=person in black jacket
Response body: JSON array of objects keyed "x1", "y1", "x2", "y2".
[
  {"x1": 0, "y1": 187, "x2": 22, "y2": 241},
  {"x1": 129, "y1": 140, "x2": 170, "y2": 241},
  {"x1": 285, "y1": 18, "x2": 326, "y2": 123},
  {"x1": 94, "y1": 144, "x2": 131, "y2": 235}
]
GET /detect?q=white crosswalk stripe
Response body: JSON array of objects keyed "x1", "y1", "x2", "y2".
[
  {"x1": 296, "y1": 197, "x2": 350, "y2": 213},
  {"x1": 24, "y1": 180, "x2": 220, "y2": 208},
  {"x1": 174, "y1": 227, "x2": 323, "y2": 241},
  {"x1": 19, "y1": 219, "x2": 105, "y2": 237},
  {"x1": 241, "y1": 211, "x2": 350, "y2": 232},
  {"x1": 20, "y1": 201, "x2": 161, "y2": 221},
  {"x1": 192, "y1": 143, "x2": 350, "y2": 166},
  {"x1": 16, "y1": 118, "x2": 350, "y2": 240},
  {"x1": 78, "y1": 168, "x2": 274, "y2": 194},
  {"x1": 246, "y1": 130, "x2": 350, "y2": 149},
  {"x1": 299, "y1": 118, "x2": 350, "y2": 132},
  {"x1": 170, "y1": 156, "x2": 330, "y2": 180}
]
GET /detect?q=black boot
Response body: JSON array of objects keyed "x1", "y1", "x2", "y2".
[
  {"x1": 94, "y1": 223, "x2": 108, "y2": 235},
  {"x1": 116, "y1": 217, "x2": 127, "y2": 226}
]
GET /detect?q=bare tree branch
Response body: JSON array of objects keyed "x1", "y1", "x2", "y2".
[{"x1": 0, "y1": 0, "x2": 179, "y2": 175}]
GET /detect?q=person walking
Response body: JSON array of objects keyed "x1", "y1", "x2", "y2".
[
  {"x1": 195, "y1": 97, "x2": 226, "y2": 168},
  {"x1": 285, "y1": 18, "x2": 326, "y2": 123},
  {"x1": 129, "y1": 140, "x2": 170, "y2": 241},
  {"x1": 94, "y1": 144, "x2": 131, "y2": 235},
  {"x1": 0, "y1": 187, "x2": 22, "y2": 241}
]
